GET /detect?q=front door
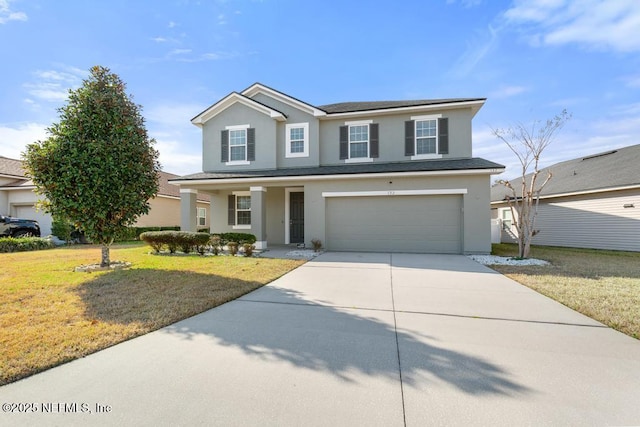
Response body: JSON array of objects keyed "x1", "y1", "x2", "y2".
[{"x1": 289, "y1": 192, "x2": 304, "y2": 244}]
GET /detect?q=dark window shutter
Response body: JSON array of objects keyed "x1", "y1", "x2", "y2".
[
  {"x1": 404, "y1": 121, "x2": 415, "y2": 156},
  {"x1": 247, "y1": 128, "x2": 256, "y2": 161},
  {"x1": 228, "y1": 195, "x2": 236, "y2": 225},
  {"x1": 438, "y1": 118, "x2": 449, "y2": 154},
  {"x1": 339, "y1": 126, "x2": 348, "y2": 160},
  {"x1": 369, "y1": 123, "x2": 379, "y2": 158},
  {"x1": 221, "y1": 130, "x2": 229, "y2": 162}
]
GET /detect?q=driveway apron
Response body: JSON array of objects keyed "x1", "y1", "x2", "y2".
[{"x1": 1, "y1": 253, "x2": 639, "y2": 426}]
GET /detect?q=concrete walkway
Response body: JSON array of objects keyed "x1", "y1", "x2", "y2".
[{"x1": 1, "y1": 253, "x2": 640, "y2": 426}]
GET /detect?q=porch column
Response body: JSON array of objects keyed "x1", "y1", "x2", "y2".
[
  {"x1": 250, "y1": 186, "x2": 267, "y2": 249},
  {"x1": 180, "y1": 189, "x2": 198, "y2": 232}
]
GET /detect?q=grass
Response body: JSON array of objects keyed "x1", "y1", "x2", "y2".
[
  {"x1": 0, "y1": 243, "x2": 304, "y2": 385},
  {"x1": 491, "y1": 243, "x2": 640, "y2": 339}
]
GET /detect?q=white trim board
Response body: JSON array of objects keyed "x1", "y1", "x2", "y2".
[
  {"x1": 171, "y1": 167, "x2": 504, "y2": 187},
  {"x1": 322, "y1": 189, "x2": 467, "y2": 198}
]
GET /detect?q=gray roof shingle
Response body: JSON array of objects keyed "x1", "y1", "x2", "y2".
[
  {"x1": 318, "y1": 98, "x2": 486, "y2": 114},
  {"x1": 173, "y1": 158, "x2": 504, "y2": 181},
  {"x1": 0, "y1": 156, "x2": 26, "y2": 178},
  {"x1": 491, "y1": 144, "x2": 640, "y2": 201}
]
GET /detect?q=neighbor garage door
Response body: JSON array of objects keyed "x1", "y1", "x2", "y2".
[
  {"x1": 326, "y1": 195, "x2": 462, "y2": 253},
  {"x1": 14, "y1": 205, "x2": 53, "y2": 237}
]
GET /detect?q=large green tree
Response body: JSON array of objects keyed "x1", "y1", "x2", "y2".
[{"x1": 24, "y1": 65, "x2": 160, "y2": 267}]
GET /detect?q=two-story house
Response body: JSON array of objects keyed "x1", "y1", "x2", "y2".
[{"x1": 172, "y1": 83, "x2": 504, "y2": 253}]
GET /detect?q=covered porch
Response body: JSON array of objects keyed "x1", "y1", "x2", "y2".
[{"x1": 178, "y1": 183, "x2": 306, "y2": 250}]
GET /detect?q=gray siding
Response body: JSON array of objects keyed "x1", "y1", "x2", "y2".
[
  {"x1": 202, "y1": 103, "x2": 277, "y2": 172},
  {"x1": 250, "y1": 93, "x2": 321, "y2": 169},
  {"x1": 499, "y1": 189, "x2": 640, "y2": 252},
  {"x1": 319, "y1": 108, "x2": 473, "y2": 166}
]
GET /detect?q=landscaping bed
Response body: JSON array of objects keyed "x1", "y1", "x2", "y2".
[
  {"x1": 489, "y1": 244, "x2": 640, "y2": 339},
  {"x1": 0, "y1": 243, "x2": 304, "y2": 385}
]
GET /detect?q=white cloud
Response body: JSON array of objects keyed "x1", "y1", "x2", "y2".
[
  {"x1": 168, "y1": 21, "x2": 177, "y2": 28},
  {"x1": 623, "y1": 74, "x2": 640, "y2": 89},
  {"x1": 489, "y1": 85, "x2": 529, "y2": 99},
  {"x1": 451, "y1": 24, "x2": 500, "y2": 77},
  {"x1": 145, "y1": 102, "x2": 206, "y2": 175},
  {"x1": 0, "y1": 122, "x2": 49, "y2": 159},
  {"x1": 168, "y1": 48, "x2": 192, "y2": 56},
  {"x1": 151, "y1": 36, "x2": 167, "y2": 43},
  {"x1": 504, "y1": 0, "x2": 640, "y2": 52},
  {"x1": 0, "y1": 0, "x2": 27, "y2": 24},
  {"x1": 446, "y1": 0, "x2": 482, "y2": 7},
  {"x1": 153, "y1": 138, "x2": 202, "y2": 175},
  {"x1": 22, "y1": 66, "x2": 86, "y2": 105}
]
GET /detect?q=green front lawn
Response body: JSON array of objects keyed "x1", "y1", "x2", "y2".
[
  {"x1": 0, "y1": 243, "x2": 304, "y2": 385},
  {"x1": 491, "y1": 244, "x2": 640, "y2": 339}
]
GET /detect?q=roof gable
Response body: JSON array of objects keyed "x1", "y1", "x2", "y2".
[
  {"x1": 191, "y1": 92, "x2": 287, "y2": 127},
  {"x1": 241, "y1": 83, "x2": 326, "y2": 117},
  {"x1": 491, "y1": 144, "x2": 640, "y2": 201}
]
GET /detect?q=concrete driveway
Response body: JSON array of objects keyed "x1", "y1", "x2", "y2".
[{"x1": 2, "y1": 253, "x2": 640, "y2": 426}]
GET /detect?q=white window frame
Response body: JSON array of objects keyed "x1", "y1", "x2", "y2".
[
  {"x1": 197, "y1": 207, "x2": 207, "y2": 226},
  {"x1": 232, "y1": 191, "x2": 251, "y2": 230},
  {"x1": 226, "y1": 124, "x2": 251, "y2": 165},
  {"x1": 345, "y1": 119, "x2": 374, "y2": 163},
  {"x1": 410, "y1": 114, "x2": 443, "y2": 160},
  {"x1": 501, "y1": 208, "x2": 513, "y2": 230},
  {"x1": 285, "y1": 123, "x2": 309, "y2": 158}
]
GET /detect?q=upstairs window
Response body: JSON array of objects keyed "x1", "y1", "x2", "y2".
[
  {"x1": 229, "y1": 129, "x2": 247, "y2": 161},
  {"x1": 285, "y1": 123, "x2": 309, "y2": 158},
  {"x1": 221, "y1": 125, "x2": 255, "y2": 165},
  {"x1": 349, "y1": 125, "x2": 369, "y2": 158},
  {"x1": 415, "y1": 119, "x2": 437, "y2": 154},
  {"x1": 339, "y1": 121, "x2": 379, "y2": 162},
  {"x1": 405, "y1": 116, "x2": 448, "y2": 159}
]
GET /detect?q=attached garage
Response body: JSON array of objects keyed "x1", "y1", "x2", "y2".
[{"x1": 325, "y1": 193, "x2": 463, "y2": 253}]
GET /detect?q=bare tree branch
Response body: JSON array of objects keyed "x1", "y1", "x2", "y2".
[{"x1": 490, "y1": 110, "x2": 571, "y2": 258}]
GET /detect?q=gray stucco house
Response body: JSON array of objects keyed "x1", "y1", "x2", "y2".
[
  {"x1": 492, "y1": 144, "x2": 640, "y2": 252},
  {"x1": 172, "y1": 83, "x2": 504, "y2": 253}
]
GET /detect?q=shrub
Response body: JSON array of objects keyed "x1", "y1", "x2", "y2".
[
  {"x1": 311, "y1": 238, "x2": 322, "y2": 252},
  {"x1": 51, "y1": 216, "x2": 74, "y2": 241},
  {"x1": 210, "y1": 235, "x2": 222, "y2": 255},
  {"x1": 211, "y1": 233, "x2": 256, "y2": 245},
  {"x1": 0, "y1": 237, "x2": 56, "y2": 253},
  {"x1": 139, "y1": 231, "x2": 210, "y2": 254},
  {"x1": 242, "y1": 243, "x2": 255, "y2": 257},
  {"x1": 227, "y1": 242, "x2": 239, "y2": 256}
]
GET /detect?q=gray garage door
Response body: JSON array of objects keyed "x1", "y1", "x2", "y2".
[{"x1": 326, "y1": 195, "x2": 462, "y2": 253}]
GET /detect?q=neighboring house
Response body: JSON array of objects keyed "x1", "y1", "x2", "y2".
[
  {"x1": 491, "y1": 144, "x2": 640, "y2": 252},
  {"x1": 172, "y1": 83, "x2": 504, "y2": 253},
  {"x1": 0, "y1": 156, "x2": 52, "y2": 236},
  {"x1": 0, "y1": 156, "x2": 208, "y2": 236},
  {"x1": 135, "y1": 171, "x2": 211, "y2": 229}
]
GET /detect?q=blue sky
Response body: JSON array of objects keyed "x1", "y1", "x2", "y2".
[{"x1": 1, "y1": 0, "x2": 639, "y2": 178}]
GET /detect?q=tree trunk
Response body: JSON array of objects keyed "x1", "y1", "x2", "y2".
[{"x1": 101, "y1": 244, "x2": 110, "y2": 267}]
